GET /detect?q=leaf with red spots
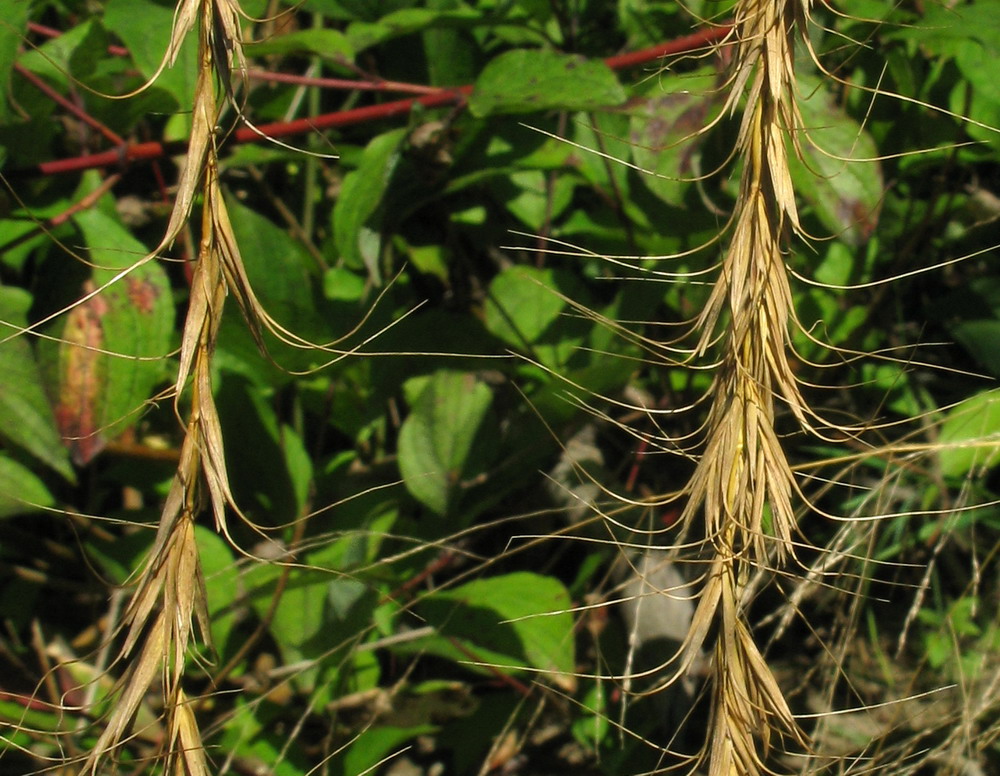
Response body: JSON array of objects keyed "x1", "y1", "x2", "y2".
[
  {"x1": 790, "y1": 74, "x2": 884, "y2": 247},
  {"x1": 628, "y1": 70, "x2": 721, "y2": 207},
  {"x1": 54, "y1": 279, "x2": 110, "y2": 465},
  {"x1": 50, "y1": 208, "x2": 173, "y2": 464}
]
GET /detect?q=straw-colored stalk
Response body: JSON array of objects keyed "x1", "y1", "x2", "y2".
[
  {"x1": 676, "y1": 1, "x2": 814, "y2": 773},
  {"x1": 81, "y1": 1, "x2": 249, "y2": 773}
]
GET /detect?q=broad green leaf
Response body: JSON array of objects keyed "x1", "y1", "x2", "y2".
[
  {"x1": 323, "y1": 266, "x2": 368, "y2": 302},
  {"x1": 423, "y1": 0, "x2": 478, "y2": 86},
  {"x1": 244, "y1": 530, "x2": 381, "y2": 690},
  {"x1": 0, "y1": 454, "x2": 54, "y2": 517},
  {"x1": 397, "y1": 370, "x2": 494, "y2": 515},
  {"x1": 309, "y1": 0, "x2": 419, "y2": 23},
  {"x1": 484, "y1": 266, "x2": 566, "y2": 347},
  {"x1": 216, "y1": 377, "x2": 312, "y2": 524},
  {"x1": 0, "y1": 0, "x2": 28, "y2": 122},
  {"x1": 497, "y1": 169, "x2": 575, "y2": 229},
  {"x1": 891, "y1": 3, "x2": 1000, "y2": 59},
  {"x1": 629, "y1": 71, "x2": 719, "y2": 206},
  {"x1": 403, "y1": 572, "x2": 576, "y2": 686},
  {"x1": 52, "y1": 208, "x2": 172, "y2": 464},
  {"x1": 246, "y1": 28, "x2": 354, "y2": 62},
  {"x1": 0, "y1": 287, "x2": 74, "y2": 480},
  {"x1": 221, "y1": 198, "x2": 343, "y2": 374},
  {"x1": 196, "y1": 527, "x2": 240, "y2": 655},
  {"x1": 950, "y1": 320, "x2": 1000, "y2": 379},
  {"x1": 937, "y1": 389, "x2": 1000, "y2": 478},
  {"x1": 790, "y1": 74, "x2": 883, "y2": 246},
  {"x1": 469, "y1": 49, "x2": 626, "y2": 117},
  {"x1": 483, "y1": 265, "x2": 593, "y2": 370},
  {"x1": 342, "y1": 725, "x2": 437, "y2": 776},
  {"x1": 346, "y1": 7, "x2": 482, "y2": 51},
  {"x1": 104, "y1": 0, "x2": 198, "y2": 110},
  {"x1": 333, "y1": 128, "x2": 408, "y2": 283},
  {"x1": 16, "y1": 18, "x2": 102, "y2": 91},
  {"x1": 216, "y1": 697, "x2": 306, "y2": 776},
  {"x1": 401, "y1": 241, "x2": 449, "y2": 282},
  {"x1": 895, "y1": 3, "x2": 1000, "y2": 150}
]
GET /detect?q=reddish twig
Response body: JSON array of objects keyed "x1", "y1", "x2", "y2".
[
  {"x1": 13, "y1": 24, "x2": 733, "y2": 179},
  {"x1": 445, "y1": 636, "x2": 534, "y2": 697},
  {"x1": 14, "y1": 63, "x2": 125, "y2": 146},
  {"x1": 28, "y1": 21, "x2": 129, "y2": 57},
  {"x1": 603, "y1": 23, "x2": 731, "y2": 70},
  {"x1": 0, "y1": 173, "x2": 121, "y2": 256},
  {"x1": 246, "y1": 68, "x2": 443, "y2": 96},
  {"x1": 380, "y1": 550, "x2": 457, "y2": 605}
]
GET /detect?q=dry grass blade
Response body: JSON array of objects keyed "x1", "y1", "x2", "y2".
[
  {"x1": 677, "y1": 0, "x2": 819, "y2": 773},
  {"x1": 79, "y1": 0, "x2": 250, "y2": 772}
]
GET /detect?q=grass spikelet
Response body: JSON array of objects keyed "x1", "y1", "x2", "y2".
[
  {"x1": 5, "y1": 3, "x2": 1000, "y2": 775},
  {"x1": 80, "y1": 0, "x2": 247, "y2": 770},
  {"x1": 679, "y1": 0, "x2": 818, "y2": 772}
]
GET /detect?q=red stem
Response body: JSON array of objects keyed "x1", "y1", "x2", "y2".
[
  {"x1": 27, "y1": 21, "x2": 440, "y2": 96},
  {"x1": 14, "y1": 63, "x2": 125, "y2": 146},
  {"x1": 16, "y1": 24, "x2": 732, "y2": 179},
  {"x1": 444, "y1": 636, "x2": 534, "y2": 697},
  {"x1": 27, "y1": 21, "x2": 129, "y2": 57},
  {"x1": 603, "y1": 24, "x2": 731, "y2": 70},
  {"x1": 246, "y1": 69, "x2": 443, "y2": 96}
]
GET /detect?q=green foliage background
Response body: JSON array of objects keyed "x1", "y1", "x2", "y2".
[{"x1": 1, "y1": 0, "x2": 1000, "y2": 774}]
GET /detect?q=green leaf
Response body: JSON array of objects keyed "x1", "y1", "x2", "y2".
[
  {"x1": 323, "y1": 266, "x2": 368, "y2": 302},
  {"x1": 483, "y1": 265, "x2": 591, "y2": 370},
  {"x1": 790, "y1": 74, "x2": 883, "y2": 246},
  {"x1": 937, "y1": 389, "x2": 1000, "y2": 478},
  {"x1": 195, "y1": 526, "x2": 240, "y2": 655},
  {"x1": 215, "y1": 377, "x2": 312, "y2": 524},
  {"x1": 628, "y1": 71, "x2": 719, "y2": 206},
  {"x1": 333, "y1": 128, "x2": 409, "y2": 283},
  {"x1": 405, "y1": 572, "x2": 576, "y2": 685},
  {"x1": 397, "y1": 370, "x2": 494, "y2": 515},
  {"x1": 0, "y1": 287, "x2": 74, "y2": 480},
  {"x1": 497, "y1": 169, "x2": 575, "y2": 229},
  {"x1": 104, "y1": 0, "x2": 198, "y2": 110},
  {"x1": 950, "y1": 320, "x2": 1000, "y2": 378},
  {"x1": 16, "y1": 18, "x2": 103, "y2": 91},
  {"x1": 343, "y1": 725, "x2": 437, "y2": 776},
  {"x1": 246, "y1": 28, "x2": 354, "y2": 62},
  {"x1": 346, "y1": 7, "x2": 482, "y2": 51},
  {"x1": 469, "y1": 49, "x2": 626, "y2": 117},
  {"x1": 0, "y1": 454, "x2": 54, "y2": 518},
  {"x1": 51, "y1": 208, "x2": 173, "y2": 464},
  {"x1": 423, "y1": 0, "x2": 478, "y2": 86},
  {"x1": 484, "y1": 266, "x2": 566, "y2": 347},
  {"x1": 0, "y1": 0, "x2": 28, "y2": 122},
  {"x1": 244, "y1": 529, "x2": 382, "y2": 691},
  {"x1": 221, "y1": 198, "x2": 337, "y2": 372}
]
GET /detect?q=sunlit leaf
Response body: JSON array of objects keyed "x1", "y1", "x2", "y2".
[
  {"x1": 790, "y1": 74, "x2": 883, "y2": 246},
  {"x1": 333, "y1": 128, "x2": 408, "y2": 283},
  {"x1": 0, "y1": 454, "x2": 53, "y2": 517},
  {"x1": 104, "y1": 0, "x2": 198, "y2": 108},
  {"x1": 400, "y1": 572, "x2": 576, "y2": 687},
  {"x1": 0, "y1": 0, "x2": 28, "y2": 122},
  {"x1": 53, "y1": 208, "x2": 173, "y2": 464},
  {"x1": 937, "y1": 389, "x2": 1000, "y2": 478},
  {"x1": 0, "y1": 287, "x2": 74, "y2": 480},
  {"x1": 246, "y1": 28, "x2": 354, "y2": 61},
  {"x1": 628, "y1": 71, "x2": 719, "y2": 206},
  {"x1": 469, "y1": 49, "x2": 626, "y2": 117},
  {"x1": 397, "y1": 370, "x2": 495, "y2": 515},
  {"x1": 346, "y1": 7, "x2": 482, "y2": 51}
]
